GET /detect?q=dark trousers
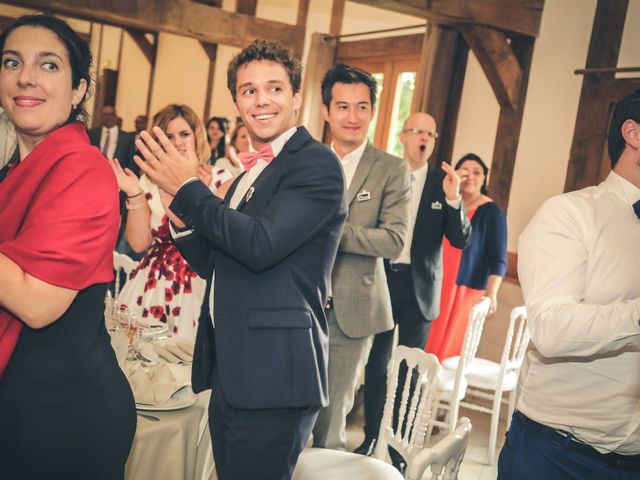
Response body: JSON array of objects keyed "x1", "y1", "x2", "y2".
[
  {"x1": 498, "y1": 411, "x2": 640, "y2": 480},
  {"x1": 209, "y1": 367, "x2": 319, "y2": 480},
  {"x1": 362, "y1": 266, "x2": 431, "y2": 438}
]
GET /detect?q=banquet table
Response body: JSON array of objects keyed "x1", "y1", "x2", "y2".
[
  {"x1": 125, "y1": 388, "x2": 215, "y2": 480},
  {"x1": 110, "y1": 322, "x2": 217, "y2": 480}
]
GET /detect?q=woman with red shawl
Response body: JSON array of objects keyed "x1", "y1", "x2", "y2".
[{"x1": 0, "y1": 15, "x2": 135, "y2": 479}]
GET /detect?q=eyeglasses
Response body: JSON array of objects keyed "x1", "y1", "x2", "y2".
[{"x1": 401, "y1": 128, "x2": 439, "y2": 140}]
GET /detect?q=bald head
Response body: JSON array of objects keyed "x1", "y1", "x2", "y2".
[{"x1": 399, "y1": 112, "x2": 437, "y2": 171}]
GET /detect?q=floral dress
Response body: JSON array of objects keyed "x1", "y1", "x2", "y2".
[{"x1": 118, "y1": 169, "x2": 233, "y2": 341}]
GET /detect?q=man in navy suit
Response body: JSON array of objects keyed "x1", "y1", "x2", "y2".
[
  {"x1": 134, "y1": 40, "x2": 347, "y2": 480},
  {"x1": 355, "y1": 112, "x2": 472, "y2": 469}
]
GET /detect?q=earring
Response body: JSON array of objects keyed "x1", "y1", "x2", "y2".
[{"x1": 72, "y1": 103, "x2": 77, "y2": 110}]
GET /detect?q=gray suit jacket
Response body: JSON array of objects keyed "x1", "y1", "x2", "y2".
[{"x1": 331, "y1": 142, "x2": 410, "y2": 338}]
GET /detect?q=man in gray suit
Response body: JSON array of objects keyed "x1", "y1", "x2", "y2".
[{"x1": 312, "y1": 64, "x2": 410, "y2": 450}]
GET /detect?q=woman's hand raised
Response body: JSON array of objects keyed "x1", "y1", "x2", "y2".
[{"x1": 109, "y1": 159, "x2": 142, "y2": 197}]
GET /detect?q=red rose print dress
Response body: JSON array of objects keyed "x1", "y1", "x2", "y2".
[{"x1": 118, "y1": 170, "x2": 232, "y2": 341}]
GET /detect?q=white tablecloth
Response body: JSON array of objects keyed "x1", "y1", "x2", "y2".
[{"x1": 125, "y1": 391, "x2": 215, "y2": 480}]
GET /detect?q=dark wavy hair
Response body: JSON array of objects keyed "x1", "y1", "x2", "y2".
[
  {"x1": 227, "y1": 39, "x2": 301, "y2": 102},
  {"x1": 206, "y1": 116, "x2": 228, "y2": 159},
  {"x1": 0, "y1": 14, "x2": 92, "y2": 124},
  {"x1": 321, "y1": 64, "x2": 377, "y2": 109},
  {"x1": 455, "y1": 153, "x2": 489, "y2": 195},
  {"x1": 607, "y1": 89, "x2": 640, "y2": 168}
]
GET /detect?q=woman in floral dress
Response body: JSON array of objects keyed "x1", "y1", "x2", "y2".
[{"x1": 110, "y1": 104, "x2": 233, "y2": 340}]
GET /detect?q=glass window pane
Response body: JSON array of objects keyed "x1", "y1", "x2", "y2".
[
  {"x1": 367, "y1": 72, "x2": 384, "y2": 144},
  {"x1": 387, "y1": 71, "x2": 416, "y2": 157}
]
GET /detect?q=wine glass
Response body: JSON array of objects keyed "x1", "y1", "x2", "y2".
[{"x1": 117, "y1": 305, "x2": 140, "y2": 362}]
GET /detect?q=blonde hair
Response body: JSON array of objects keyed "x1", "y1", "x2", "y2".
[{"x1": 151, "y1": 104, "x2": 210, "y2": 164}]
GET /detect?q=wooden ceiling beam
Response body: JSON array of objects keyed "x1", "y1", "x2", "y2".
[
  {"x1": 337, "y1": 33, "x2": 424, "y2": 59},
  {"x1": 565, "y1": 0, "x2": 631, "y2": 192},
  {"x1": 349, "y1": 0, "x2": 544, "y2": 37},
  {"x1": 296, "y1": 0, "x2": 310, "y2": 28},
  {"x1": 459, "y1": 25, "x2": 522, "y2": 110},
  {"x1": 126, "y1": 29, "x2": 155, "y2": 64},
  {"x1": 8, "y1": 0, "x2": 305, "y2": 51}
]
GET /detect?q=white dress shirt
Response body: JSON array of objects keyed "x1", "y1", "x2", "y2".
[
  {"x1": 393, "y1": 163, "x2": 427, "y2": 265},
  {"x1": 332, "y1": 139, "x2": 367, "y2": 188},
  {"x1": 100, "y1": 126, "x2": 119, "y2": 160},
  {"x1": 517, "y1": 171, "x2": 640, "y2": 454}
]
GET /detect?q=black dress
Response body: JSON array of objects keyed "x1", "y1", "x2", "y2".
[{"x1": 0, "y1": 283, "x2": 137, "y2": 480}]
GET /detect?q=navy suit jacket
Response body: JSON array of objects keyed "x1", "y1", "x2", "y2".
[
  {"x1": 87, "y1": 127, "x2": 137, "y2": 174},
  {"x1": 170, "y1": 127, "x2": 347, "y2": 410},
  {"x1": 409, "y1": 166, "x2": 472, "y2": 320}
]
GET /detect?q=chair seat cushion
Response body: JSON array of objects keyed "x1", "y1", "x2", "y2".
[
  {"x1": 468, "y1": 369, "x2": 518, "y2": 391},
  {"x1": 436, "y1": 367, "x2": 468, "y2": 401},
  {"x1": 443, "y1": 356, "x2": 517, "y2": 391},
  {"x1": 292, "y1": 448, "x2": 404, "y2": 480}
]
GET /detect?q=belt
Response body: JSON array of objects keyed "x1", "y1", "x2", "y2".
[
  {"x1": 388, "y1": 263, "x2": 411, "y2": 273},
  {"x1": 514, "y1": 411, "x2": 640, "y2": 467}
]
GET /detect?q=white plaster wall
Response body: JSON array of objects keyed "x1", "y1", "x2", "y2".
[
  {"x1": 450, "y1": 51, "x2": 500, "y2": 171},
  {"x1": 148, "y1": 32, "x2": 209, "y2": 122},
  {"x1": 617, "y1": 0, "x2": 640, "y2": 78},
  {"x1": 115, "y1": 32, "x2": 152, "y2": 131},
  {"x1": 507, "y1": 0, "x2": 597, "y2": 252}
]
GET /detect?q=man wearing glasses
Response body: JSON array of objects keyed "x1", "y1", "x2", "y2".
[{"x1": 355, "y1": 112, "x2": 472, "y2": 472}]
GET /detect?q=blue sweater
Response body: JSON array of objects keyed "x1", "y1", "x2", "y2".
[{"x1": 456, "y1": 202, "x2": 508, "y2": 290}]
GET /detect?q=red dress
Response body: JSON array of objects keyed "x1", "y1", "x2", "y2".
[
  {"x1": 0, "y1": 123, "x2": 136, "y2": 478},
  {"x1": 425, "y1": 208, "x2": 485, "y2": 361}
]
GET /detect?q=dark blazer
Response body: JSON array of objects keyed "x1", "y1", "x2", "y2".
[
  {"x1": 409, "y1": 166, "x2": 472, "y2": 320},
  {"x1": 88, "y1": 127, "x2": 138, "y2": 243},
  {"x1": 87, "y1": 127, "x2": 138, "y2": 175},
  {"x1": 170, "y1": 127, "x2": 347, "y2": 410}
]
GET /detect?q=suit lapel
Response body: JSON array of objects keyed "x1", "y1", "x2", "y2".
[
  {"x1": 235, "y1": 127, "x2": 311, "y2": 211},
  {"x1": 414, "y1": 166, "x2": 439, "y2": 232},
  {"x1": 225, "y1": 171, "x2": 245, "y2": 204},
  {"x1": 347, "y1": 142, "x2": 377, "y2": 206}
]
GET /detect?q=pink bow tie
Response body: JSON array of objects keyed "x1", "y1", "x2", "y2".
[{"x1": 239, "y1": 144, "x2": 276, "y2": 172}]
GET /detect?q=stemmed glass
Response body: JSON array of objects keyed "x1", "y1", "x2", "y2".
[
  {"x1": 117, "y1": 305, "x2": 140, "y2": 362},
  {"x1": 104, "y1": 290, "x2": 120, "y2": 333}
]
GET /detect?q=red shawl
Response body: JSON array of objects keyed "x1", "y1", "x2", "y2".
[{"x1": 0, "y1": 122, "x2": 119, "y2": 378}]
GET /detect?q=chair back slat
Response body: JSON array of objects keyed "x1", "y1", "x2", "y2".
[
  {"x1": 504, "y1": 306, "x2": 530, "y2": 372},
  {"x1": 112, "y1": 251, "x2": 139, "y2": 298},
  {"x1": 405, "y1": 417, "x2": 473, "y2": 480},
  {"x1": 374, "y1": 346, "x2": 441, "y2": 466}
]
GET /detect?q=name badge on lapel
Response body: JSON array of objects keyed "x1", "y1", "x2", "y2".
[
  {"x1": 431, "y1": 200, "x2": 443, "y2": 210},
  {"x1": 357, "y1": 190, "x2": 371, "y2": 202},
  {"x1": 245, "y1": 186, "x2": 255, "y2": 203}
]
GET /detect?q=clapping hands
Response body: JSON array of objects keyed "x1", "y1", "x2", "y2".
[
  {"x1": 109, "y1": 159, "x2": 141, "y2": 196},
  {"x1": 134, "y1": 127, "x2": 199, "y2": 196}
]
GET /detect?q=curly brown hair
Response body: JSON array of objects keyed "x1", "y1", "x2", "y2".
[{"x1": 227, "y1": 39, "x2": 302, "y2": 102}]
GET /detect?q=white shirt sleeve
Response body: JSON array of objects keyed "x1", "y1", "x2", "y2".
[{"x1": 517, "y1": 195, "x2": 640, "y2": 358}]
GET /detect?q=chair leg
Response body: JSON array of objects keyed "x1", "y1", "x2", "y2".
[
  {"x1": 426, "y1": 400, "x2": 438, "y2": 442},
  {"x1": 488, "y1": 391, "x2": 502, "y2": 465},
  {"x1": 448, "y1": 400, "x2": 458, "y2": 435}
]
